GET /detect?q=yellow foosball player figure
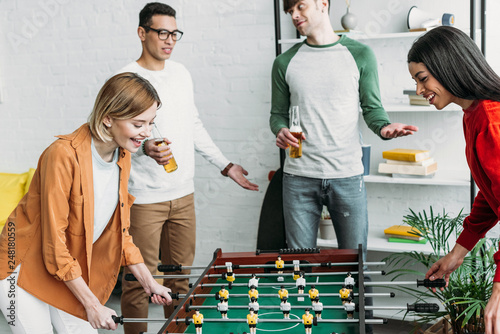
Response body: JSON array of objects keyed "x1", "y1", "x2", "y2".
[
  {"x1": 302, "y1": 308, "x2": 314, "y2": 334},
  {"x1": 248, "y1": 285, "x2": 259, "y2": 302},
  {"x1": 276, "y1": 256, "x2": 285, "y2": 282},
  {"x1": 218, "y1": 285, "x2": 229, "y2": 302},
  {"x1": 344, "y1": 296, "x2": 355, "y2": 319},
  {"x1": 308, "y1": 284, "x2": 319, "y2": 302},
  {"x1": 278, "y1": 285, "x2": 289, "y2": 302},
  {"x1": 225, "y1": 262, "x2": 236, "y2": 284},
  {"x1": 339, "y1": 284, "x2": 352, "y2": 305},
  {"x1": 293, "y1": 260, "x2": 301, "y2": 280},
  {"x1": 247, "y1": 308, "x2": 258, "y2": 334},
  {"x1": 192, "y1": 309, "x2": 203, "y2": 334},
  {"x1": 280, "y1": 296, "x2": 292, "y2": 319}
]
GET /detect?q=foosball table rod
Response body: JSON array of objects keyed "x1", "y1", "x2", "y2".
[
  {"x1": 364, "y1": 279, "x2": 446, "y2": 288},
  {"x1": 126, "y1": 270, "x2": 386, "y2": 281},
  {"x1": 158, "y1": 261, "x2": 386, "y2": 272},
  {"x1": 178, "y1": 292, "x2": 395, "y2": 298},
  {"x1": 192, "y1": 278, "x2": 445, "y2": 289},
  {"x1": 186, "y1": 302, "x2": 439, "y2": 312},
  {"x1": 112, "y1": 315, "x2": 387, "y2": 325}
]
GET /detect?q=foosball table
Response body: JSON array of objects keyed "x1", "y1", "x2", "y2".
[{"x1": 114, "y1": 245, "x2": 443, "y2": 334}]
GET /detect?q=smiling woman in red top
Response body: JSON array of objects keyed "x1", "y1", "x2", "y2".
[{"x1": 408, "y1": 26, "x2": 500, "y2": 334}]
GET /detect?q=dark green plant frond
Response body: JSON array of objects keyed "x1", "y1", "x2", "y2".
[{"x1": 381, "y1": 207, "x2": 495, "y2": 333}]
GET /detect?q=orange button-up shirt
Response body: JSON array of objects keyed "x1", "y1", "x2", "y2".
[{"x1": 0, "y1": 124, "x2": 143, "y2": 320}]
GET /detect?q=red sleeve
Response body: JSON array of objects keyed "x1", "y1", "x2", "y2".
[
  {"x1": 457, "y1": 123, "x2": 500, "y2": 278},
  {"x1": 457, "y1": 190, "x2": 497, "y2": 250},
  {"x1": 476, "y1": 124, "x2": 500, "y2": 218}
]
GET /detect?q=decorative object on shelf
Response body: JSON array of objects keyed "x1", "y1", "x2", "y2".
[
  {"x1": 361, "y1": 144, "x2": 371, "y2": 175},
  {"x1": 341, "y1": 0, "x2": 357, "y2": 30},
  {"x1": 318, "y1": 206, "x2": 335, "y2": 240},
  {"x1": 384, "y1": 207, "x2": 491, "y2": 333},
  {"x1": 407, "y1": 6, "x2": 455, "y2": 31},
  {"x1": 403, "y1": 89, "x2": 430, "y2": 106}
]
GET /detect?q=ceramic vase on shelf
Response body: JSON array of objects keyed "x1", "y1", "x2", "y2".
[
  {"x1": 341, "y1": 7, "x2": 358, "y2": 30},
  {"x1": 319, "y1": 219, "x2": 336, "y2": 240}
]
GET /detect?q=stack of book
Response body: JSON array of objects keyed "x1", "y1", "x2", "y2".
[
  {"x1": 403, "y1": 89, "x2": 430, "y2": 106},
  {"x1": 378, "y1": 148, "x2": 438, "y2": 177},
  {"x1": 384, "y1": 225, "x2": 427, "y2": 244}
]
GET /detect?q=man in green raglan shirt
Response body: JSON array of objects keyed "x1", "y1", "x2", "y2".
[
  {"x1": 270, "y1": 2, "x2": 418, "y2": 332},
  {"x1": 271, "y1": 0, "x2": 418, "y2": 265}
]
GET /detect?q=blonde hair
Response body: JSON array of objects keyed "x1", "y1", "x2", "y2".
[{"x1": 88, "y1": 72, "x2": 161, "y2": 142}]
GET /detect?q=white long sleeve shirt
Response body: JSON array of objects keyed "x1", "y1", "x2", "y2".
[{"x1": 117, "y1": 61, "x2": 229, "y2": 203}]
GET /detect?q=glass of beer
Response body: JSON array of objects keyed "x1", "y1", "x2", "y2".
[
  {"x1": 154, "y1": 139, "x2": 178, "y2": 173},
  {"x1": 152, "y1": 124, "x2": 178, "y2": 173},
  {"x1": 289, "y1": 106, "x2": 302, "y2": 158}
]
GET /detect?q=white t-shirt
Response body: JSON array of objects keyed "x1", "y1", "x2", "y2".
[{"x1": 91, "y1": 139, "x2": 119, "y2": 243}]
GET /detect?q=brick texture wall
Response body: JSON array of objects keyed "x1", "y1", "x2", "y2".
[{"x1": 0, "y1": 0, "x2": 486, "y2": 267}]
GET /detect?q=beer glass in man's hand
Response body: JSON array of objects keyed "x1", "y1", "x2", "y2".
[
  {"x1": 153, "y1": 124, "x2": 178, "y2": 173},
  {"x1": 154, "y1": 139, "x2": 178, "y2": 173},
  {"x1": 289, "y1": 106, "x2": 302, "y2": 158}
]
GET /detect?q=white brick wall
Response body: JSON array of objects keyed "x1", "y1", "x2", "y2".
[
  {"x1": 0, "y1": 0, "x2": 492, "y2": 268},
  {"x1": 0, "y1": 0, "x2": 278, "y2": 267}
]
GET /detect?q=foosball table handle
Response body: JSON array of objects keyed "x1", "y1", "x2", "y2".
[
  {"x1": 149, "y1": 292, "x2": 179, "y2": 300},
  {"x1": 158, "y1": 264, "x2": 182, "y2": 272},
  {"x1": 407, "y1": 303, "x2": 440, "y2": 313},
  {"x1": 417, "y1": 278, "x2": 446, "y2": 288},
  {"x1": 112, "y1": 315, "x2": 123, "y2": 324}
]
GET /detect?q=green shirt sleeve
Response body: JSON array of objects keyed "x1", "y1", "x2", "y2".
[
  {"x1": 269, "y1": 43, "x2": 303, "y2": 136},
  {"x1": 343, "y1": 38, "x2": 391, "y2": 139}
]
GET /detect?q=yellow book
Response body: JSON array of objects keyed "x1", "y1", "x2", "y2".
[
  {"x1": 384, "y1": 225, "x2": 423, "y2": 240},
  {"x1": 382, "y1": 149, "x2": 431, "y2": 162}
]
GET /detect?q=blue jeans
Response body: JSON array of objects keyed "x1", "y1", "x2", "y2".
[
  {"x1": 283, "y1": 173, "x2": 373, "y2": 333},
  {"x1": 282, "y1": 173, "x2": 368, "y2": 259}
]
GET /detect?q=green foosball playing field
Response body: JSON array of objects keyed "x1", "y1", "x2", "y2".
[
  {"x1": 159, "y1": 248, "x2": 371, "y2": 334},
  {"x1": 183, "y1": 272, "x2": 358, "y2": 334},
  {"x1": 116, "y1": 247, "x2": 442, "y2": 333}
]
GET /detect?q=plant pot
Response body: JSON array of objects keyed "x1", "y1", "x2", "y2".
[
  {"x1": 319, "y1": 219, "x2": 336, "y2": 240},
  {"x1": 424, "y1": 316, "x2": 453, "y2": 334}
]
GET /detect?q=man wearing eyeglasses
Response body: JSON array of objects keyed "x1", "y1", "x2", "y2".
[{"x1": 116, "y1": 3, "x2": 259, "y2": 334}]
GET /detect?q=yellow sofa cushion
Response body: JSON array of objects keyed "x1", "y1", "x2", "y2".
[
  {"x1": 25, "y1": 168, "x2": 36, "y2": 194},
  {"x1": 0, "y1": 171, "x2": 30, "y2": 233}
]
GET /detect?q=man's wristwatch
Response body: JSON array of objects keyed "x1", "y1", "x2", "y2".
[{"x1": 221, "y1": 163, "x2": 234, "y2": 177}]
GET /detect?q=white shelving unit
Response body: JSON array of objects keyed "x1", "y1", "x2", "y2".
[
  {"x1": 382, "y1": 103, "x2": 461, "y2": 113},
  {"x1": 318, "y1": 231, "x2": 454, "y2": 255},
  {"x1": 278, "y1": 31, "x2": 425, "y2": 45},
  {"x1": 273, "y1": 0, "x2": 477, "y2": 324},
  {"x1": 364, "y1": 171, "x2": 469, "y2": 187}
]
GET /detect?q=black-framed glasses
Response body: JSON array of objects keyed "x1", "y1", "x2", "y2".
[{"x1": 143, "y1": 26, "x2": 183, "y2": 41}]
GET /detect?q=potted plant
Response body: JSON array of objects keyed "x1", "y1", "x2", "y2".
[{"x1": 383, "y1": 207, "x2": 497, "y2": 333}]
